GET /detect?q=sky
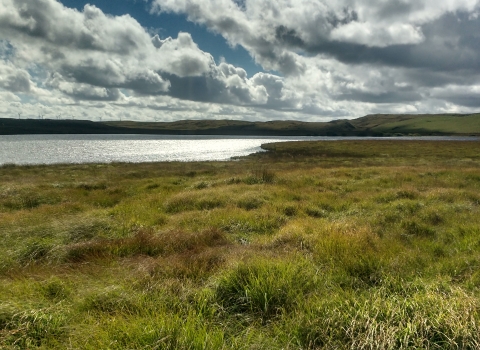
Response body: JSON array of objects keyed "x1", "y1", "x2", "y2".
[{"x1": 0, "y1": 0, "x2": 480, "y2": 122}]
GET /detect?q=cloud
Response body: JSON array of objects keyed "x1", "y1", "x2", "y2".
[
  {"x1": 0, "y1": 0, "x2": 307, "y2": 113},
  {"x1": 151, "y1": 0, "x2": 480, "y2": 73},
  {"x1": 45, "y1": 72, "x2": 123, "y2": 101},
  {"x1": 150, "y1": 0, "x2": 480, "y2": 114},
  {"x1": 0, "y1": 60, "x2": 32, "y2": 92},
  {"x1": 154, "y1": 32, "x2": 213, "y2": 77},
  {"x1": 0, "y1": 0, "x2": 151, "y2": 53},
  {"x1": 1, "y1": 0, "x2": 173, "y2": 99},
  {"x1": 330, "y1": 22, "x2": 424, "y2": 47},
  {"x1": 151, "y1": 0, "x2": 307, "y2": 76},
  {"x1": 1, "y1": 0, "x2": 480, "y2": 122},
  {"x1": 432, "y1": 85, "x2": 480, "y2": 107}
]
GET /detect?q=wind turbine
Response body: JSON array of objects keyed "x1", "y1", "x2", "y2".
[{"x1": 17, "y1": 112, "x2": 21, "y2": 119}]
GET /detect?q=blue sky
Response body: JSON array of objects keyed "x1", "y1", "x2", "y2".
[{"x1": 1, "y1": 0, "x2": 479, "y2": 122}]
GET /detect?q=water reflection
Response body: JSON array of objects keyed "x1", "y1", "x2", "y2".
[{"x1": 0, "y1": 134, "x2": 478, "y2": 165}]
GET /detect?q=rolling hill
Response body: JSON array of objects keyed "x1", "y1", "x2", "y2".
[{"x1": 1, "y1": 113, "x2": 479, "y2": 136}]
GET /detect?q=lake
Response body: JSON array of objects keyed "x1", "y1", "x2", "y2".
[{"x1": 0, "y1": 134, "x2": 478, "y2": 165}]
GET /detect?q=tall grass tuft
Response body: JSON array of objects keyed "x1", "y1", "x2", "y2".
[
  {"x1": 18, "y1": 240, "x2": 53, "y2": 264},
  {"x1": 244, "y1": 166, "x2": 276, "y2": 184},
  {"x1": 289, "y1": 284, "x2": 480, "y2": 349},
  {"x1": 214, "y1": 259, "x2": 318, "y2": 320},
  {"x1": 0, "y1": 304, "x2": 67, "y2": 348},
  {"x1": 41, "y1": 278, "x2": 71, "y2": 301},
  {"x1": 81, "y1": 286, "x2": 139, "y2": 315},
  {"x1": 85, "y1": 313, "x2": 226, "y2": 349}
]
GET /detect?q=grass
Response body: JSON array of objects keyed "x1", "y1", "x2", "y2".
[
  {"x1": 1, "y1": 140, "x2": 480, "y2": 348},
  {"x1": 350, "y1": 113, "x2": 480, "y2": 135},
  {"x1": 371, "y1": 114, "x2": 480, "y2": 135}
]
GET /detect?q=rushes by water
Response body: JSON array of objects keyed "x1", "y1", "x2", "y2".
[{"x1": 1, "y1": 140, "x2": 480, "y2": 349}]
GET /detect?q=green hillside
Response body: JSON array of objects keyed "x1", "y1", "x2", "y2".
[
  {"x1": 104, "y1": 119, "x2": 358, "y2": 136},
  {"x1": 352, "y1": 113, "x2": 480, "y2": 135}
]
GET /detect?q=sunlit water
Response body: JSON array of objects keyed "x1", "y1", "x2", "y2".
[
  {"x1": 0, "y1": 134, "x2": 313, "y2": 165},
  {"x1": 0, "y1": 134, "x2": 478, "y2": 165}
]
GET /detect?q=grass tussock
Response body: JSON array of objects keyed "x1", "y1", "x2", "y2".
[
  {"x1": 65, "y1": 228, "x2": 229, "y2": 262},
  {"x1": 0, "y1": 304, "x2": 67, "y2": 348},
  {"x1": 290, "y1": 285, "x2": 480, "y2": 349},
  {"x1": 164, "y1": 191, "x2": 228, "y2": 213},
  {"x1": 215, "y1": 259, "x2": 318, "y2": 320},
  {"x1": 1, "y1": 140, "x2": 480, "y2": 348}
]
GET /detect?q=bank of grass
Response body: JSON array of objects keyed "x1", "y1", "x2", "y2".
[{"x1": 1, "y1": 140, "x2": 480, "y2": 349}]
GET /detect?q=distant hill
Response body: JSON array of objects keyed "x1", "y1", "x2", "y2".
[
  {"x1": 350, "y1": 113, "x2": 480, "y2": 135},
  {"x1": 0, "y1": 118, "x2": 121, "y2": 135},
  {"x1": 1, "y1": 113, "x2": 479, "y2": 136},
  {"x1": 102, "y1": 119, "x2": 358, "y2": 136}
]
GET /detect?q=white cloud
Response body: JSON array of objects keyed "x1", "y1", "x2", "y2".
[
  {"x1": 151, "y1": 0, "x2": 480, "y2": 60},
  {"x1": 0, "y1": 60, "x2": 32, "y2": 92},
  {"x1": 330, "y1": 22, "x2": 424, "y2": 47},
  {"x1": 0, "y1": 0, "x2": 313, "y2": 115},
  {"x1": 150, "y1": 0, "x2": 480, "y2": 114},
  {"x1": 156, "y1": 32, "x2": 213, "y2": 77},
  {"x1": 1, "y1": 0, "x2": 480, "y2": 122}
]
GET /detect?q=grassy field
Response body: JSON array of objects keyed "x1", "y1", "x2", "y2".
[
  {"x1": 351, "y1": 113, "x2": 480, "y2": 135},
  {"x1": 1, "y1": 140, "x2": 480, "y2": 349}
]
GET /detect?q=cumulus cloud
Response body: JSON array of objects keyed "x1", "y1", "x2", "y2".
[
  {"x1": 0, "y1": 0, "x2": 314, "y2": 117},
  {"x1": 1, "y1": 0, "x2": 173, "y2": 99},
  {"x1": 150, "y1": 0, "x2": 480, "y2": 114},
  {"x1": 0, "y1": 0, "x2": 151, "y2": 54},
  {"x1": 155, "y1": 32, "x2": 213, "y2": 77},
  {"x1": 45, "y1": 72, "x2": 123, "y2": 101},
  {"x1": 1, "y1": 0, "x2": 480, "y2": 121},
  {"x1": 151, "y1": 0, "x2": 480, "y2": 73},
  {"x1": 0, "y1": 60, "x2": 32, "y2": 92},
  {"x1": 151, "y1": 0, "x2": 309, "y2": 75}
]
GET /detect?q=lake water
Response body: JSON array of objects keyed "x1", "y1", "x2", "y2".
[{"x1": 0, "y1": 134, "x2": 478, "y2": 165}]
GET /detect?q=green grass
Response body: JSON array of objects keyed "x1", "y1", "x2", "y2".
[
  {"x1": 1, "y1": 140, "x2": 480, "y2": 348},
  {"x1": 350, "y1": 113, "x2": 480, "y2": 135}
]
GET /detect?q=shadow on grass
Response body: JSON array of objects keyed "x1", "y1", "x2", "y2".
[{"x1": 64, "y1": 228, "x2": 230, "y2": 262}]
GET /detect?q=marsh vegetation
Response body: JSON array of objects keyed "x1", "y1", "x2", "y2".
[{"x1": 1, "y1": 140, "x2": 480, "y2": 349}]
